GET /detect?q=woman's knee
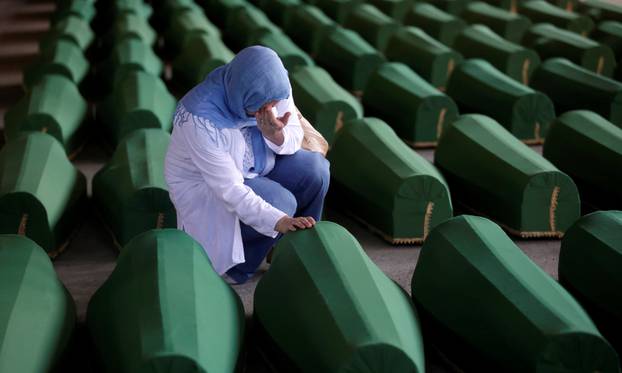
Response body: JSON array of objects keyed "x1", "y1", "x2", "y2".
[
  {"x1": 297, "y1": 151, "x2": 331, "y2": 191},
  {"x1": 266, "y1": 187, "x2": 297, "y2": 217}
]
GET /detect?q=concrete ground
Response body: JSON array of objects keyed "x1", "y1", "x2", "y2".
[{"x1": 0, "y1": 1, "x2": 561, "y2": 371}]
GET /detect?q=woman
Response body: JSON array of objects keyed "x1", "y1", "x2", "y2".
[{"x1": 165, "y1": 46, "x2": 330, "y2": 284}]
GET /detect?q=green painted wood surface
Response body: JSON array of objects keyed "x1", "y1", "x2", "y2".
[
  {"x1": 315, "y1": 27, "x2": 385, "y2": 92},
  {"x1": 329, "y1": 118, "x2": 452, "y2": 242},
  {"x1": 23, "y1": 39, "x2": 89, "y2": 88},
  {"x1": 519, "y1": 0, "x2": 594, "y2": 35},
  {"x1": 412, "y1": 215, "x2": 620, "y2": 372},
  {"x1": 343, "y1": 3, "x2": 400, "y2": 51},
  {"x1": 530, "y1": 58, "x2": 622, "y2": 127},
  {"x1": 452, "y1": 25, "x2": 540, "y2": 84},
  {"x1": 384, "y1": 26, "x2": 463, "y2": 89},
  {"x1": 249, "y1": 31, "x2": 314, "y2": 70},
  {"x1": 290, "y1": 65, "x2": 363, "y2": 146},
  {"x1": 559, "y1": 211, "x2": 622, "y2": 353},
  {"x1": 462, "y1": 1, "x2": 531, "y2": 42},
  {"x1": 0, "y1": 133, "x2": 86, "y2": 253},
  {"x1": 172, "y1": 34, "x2": 234, "y2": 90},
  {"x1": 0, "y1": 235, "x2": 76, "y2": 372},
  {"x1": 282, "y1": 5, "x2": 338, "y2": 55},
  {"x1": 523, "y1": 23, "x2": 617, "y2": 77},
  {"x1": 92, "y1": 129, "x2": 176, "y2": 247},
  {"x1": 97, "y1": 70, "x2": 176, "y2": 148},
  {"x1": 87, "y1": 229, "x2": 245, "y2": 373},
  {"x1": 435, "y1": 114, "x2": 580, "y2": 236},
  {"x1": 402, "y1": 3, "x2": 467, "y2": 45},
  {"x1": 542, "y1": 110, "x2": 622, "y2": 209},
  {"x1": 4, "y1": 74, "x2": 87, "y2": 155},
  {"x1": 363, "y1": 62, "x2": 459, "y2": 146},
  {"x1": 446, "y1": 59, "x2": 554, "y2": 142},
  {"x1": 254, "y1": 221, "x2": 425, "y2": 371}
]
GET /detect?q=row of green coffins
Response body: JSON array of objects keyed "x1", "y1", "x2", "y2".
[
  {"x1": 5, "y1": 69, "x2": 176, "y2": 155},
  {"x1": 2, "y1": 213, "x2": 621, "y2": 372},
  {"x1": 412, "y1": 214, "x2": 621, "y2": 372},
  {"x1": 2, "y1": 107, "x2": 617, "y2": 257},
  {"x1": 0, "y1": 127, "x2": 176, "y2": 256}
]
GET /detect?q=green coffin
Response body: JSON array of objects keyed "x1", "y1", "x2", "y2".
[
  {"x1": 97, "y1": 70, "x2": 176, "y2": 148},
  {"x1": 446, "y1": 59, "x2": 554, "y2": 142},
  {"x1": 559, "y1": 211, "x2": 622, "y2": 352},
  {"x1": 259, "y1": 0, "x2": 302, "y2": 26},
  {"x1": 4, "y1": 74, "x2": 87, "y2": 156},
  {"x1": 172, "y1": 34, "x2": 234, "y2": 91},
  {"x1": 0, "y1": 133, "x2": 86, "y2": 255},
  {"x1": 329, "y1": 118, "x2": 452, "y2": 243},
  {"x1": 550, "y1": 0, "x2": 578, "y2": 12},
  {"x1": 593, "y1": 21, "x2": 622, "y2": 60},
  {"x1": 402, "y1": 3, "x2": 467, "y2": 46},
  {"x1": 523, "y1": 23, "x2": 617, "y2": 77},
  {"x1": 51, "y1": 0, "x2": 95, "y2": 24},
  {"x1": 203, "y1": 0, "x2": 246, "y2": 28},
  {"x1": 530, "y1": 58, "x2": 622, "y2": 126},
  {"x1": 23, "y1": 39, "x2": 89, "y2": 88},
  {"x1": 290, "y1": 65, "x2": 363, "y2": 146},
  {"x1": 453, "y1": 25, "x2": 540, "y2": 84},
  {"x1": 313, "y1": 0, "x2": 362, "y2": 23},
  {"x1": 40, "y1": 15, "x2": 94, "y2": 52},
  {"x1": 367, "y1": 0, "x2": 413, "y2": 22},
  {"x1": 106, "y1": 12, "x2": 157, "y2": 48},
  {"x1": 411, "y1": 215, "x2": 620, "y2": 372},
  {"x1": 435, "y1": 114, "x2": 580, "y2": 237},
  {"x1": 343, "y1": 4, "x2": 400, "y2": 51},
  {"x1": 152, "y1": 0, "x2": 201, "y2": 31},
  {"x1": 98, "y1": 38, "x2": 164, "y2": 94},
  {"x1": 249, "y1": 31, "x2": 314, "y2": 70},
  {"x1": 0, "y1": 235, "x2": 76, "y2": 373},
  {"x1": 363, "y1": 62, "x2": 459, "y2": 147},
  {"x1": 462, "y1": 1, "x2": 531, "y2": 42},
  {"x1": 87, "y1": 229, "x2": 245, "y2": 373},
  {"x1": 92, "y1": 129, "x2": 176, "y2": 247},
  {"x1": 164, "y1": 9, "x2": 221, "y2": 55},
  {"x1": 315, "y1": 27, "x2": 385, "y2": 93},
  {"x1": 427, "y1": 0, "x2": 472, "y2": 15},
  {"x1": 226, "y1": 5, "x2": 280, "y2": 48},
  {"x1": 254, "y1": 221, "x2": 425, "y2": 371},
  {"x1": 542, "y1": 110, "x2": 622, "y2": 209},
  {"x1": 110, "y1": 0, "x2": 153, "y2": 20},
  {"x1": 579, "y1": 0, "x2": 622, "y2": 22},
  {"x1": 384, "y1": 27, "x2": 462, "y2": 90},
  {"x1": 519, "y1": 0, "x2": 594, "y2": 35},
  {"x1": 282, "y1": 5, "x2": 338, "y2": 54}
]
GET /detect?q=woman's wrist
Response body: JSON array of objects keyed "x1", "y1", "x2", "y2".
[{"x1": 264, "y1": 130, "x2": 285, "y2": 146}]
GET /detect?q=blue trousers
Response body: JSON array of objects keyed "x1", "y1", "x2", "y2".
[{"x1": 226, "y1": 150, "x2": 330, "y2": 284}]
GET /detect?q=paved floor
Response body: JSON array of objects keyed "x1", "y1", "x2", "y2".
[{"x1": 0, "y1": 1, "x2": 563, "y2": 371}]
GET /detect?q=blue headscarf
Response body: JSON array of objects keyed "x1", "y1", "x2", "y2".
[{"x1": 180, "y1": 46, "x2": 290, "y2": 175}]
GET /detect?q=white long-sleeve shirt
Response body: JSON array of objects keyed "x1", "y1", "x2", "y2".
[{"x1": 164, "y1": 95, "x2": 303, "y2": 274}]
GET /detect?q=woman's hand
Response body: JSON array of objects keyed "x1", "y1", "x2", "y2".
[
  {"x1": 275, "y1": 216, "x2": 316, "y2": 234},
  {"x1": 256, "y1": 107, "x2": 291, "y2": 146}
]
